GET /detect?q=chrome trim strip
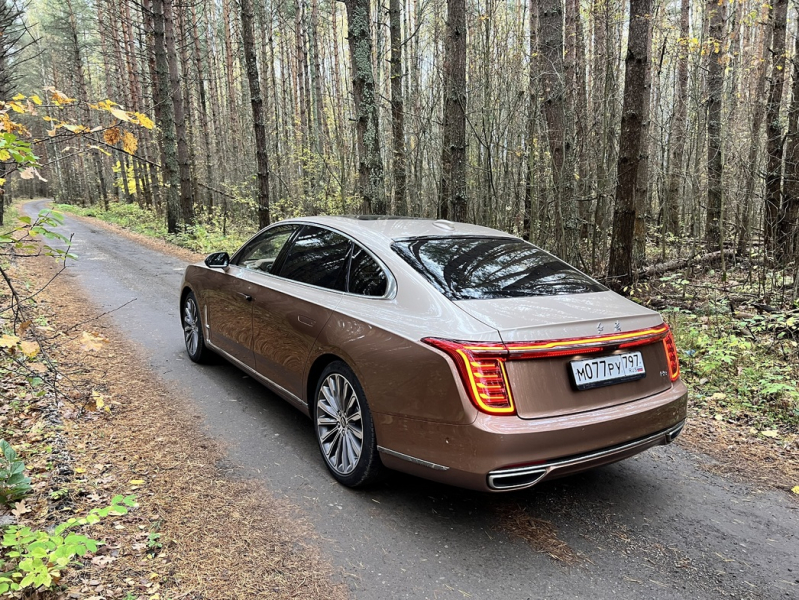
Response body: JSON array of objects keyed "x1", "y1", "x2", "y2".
[
  {"x1": 487, "y1": 420, "x2": 686, "y2": 491},
  {"x1": 377, "y1": 446, "x2": 450, "y2": 471},
  {"x1": 205, "y1": 339, "x2": 308, "y2": 408}
]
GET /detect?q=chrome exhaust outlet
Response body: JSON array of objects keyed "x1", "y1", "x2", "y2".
[
  {"x1": 487, "y1": 467, "x2": 549, "y2": 491},
  {"x1": 665, "y1": 420, "x2": 685, "y2": 443}
]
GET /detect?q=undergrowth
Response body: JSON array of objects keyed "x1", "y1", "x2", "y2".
[{"x1": 54, "y1": 202, "x2": 250, "y2": 255}]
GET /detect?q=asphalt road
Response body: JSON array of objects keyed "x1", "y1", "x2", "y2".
[{"x1": 25, "y1": 200, "x2": 798, "y2": 599}]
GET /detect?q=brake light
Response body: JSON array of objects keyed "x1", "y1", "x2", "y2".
[
  {"x1": 662, "y1": 330, "x2": 680, "y2": 381},
  {"x1": 422, "y1": 339, "x2": 516, "y2": 415}
]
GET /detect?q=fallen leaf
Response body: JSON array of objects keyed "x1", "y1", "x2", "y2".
[
  {"x1": 129, "y1": 479, "x2": 145, "y2": 485},
  {"x1": 80, "y1": 331, "x2": 109, "y2": 351},
  {"x1": 0, "y1": 333, "x2": 20, "y2": 348},
  {"x1": 792, "y1": 486, "x2": 799, "y2": 495},
  {"x1": 11, "y1": 500, "x2": 31, "y2": 518},
  {"x1": 761, "y1": 430, "x2": 780, "y2": 438},
  {"x1": 19, "y1": 340, "x2": 39, "y2": 358}
]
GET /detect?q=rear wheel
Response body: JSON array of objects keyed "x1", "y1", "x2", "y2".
[
  {"x1": 313, "y1": 361, "x2": 383, "y2": 487},
  {"x1": 182, "y1": 291, "x2": 210, "y2": 363}
]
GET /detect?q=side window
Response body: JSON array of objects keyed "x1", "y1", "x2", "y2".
[
  {"x1": 236, "y1": 225, "x2": 296, "y2": 273},
  {"x1": 278, "y1": 226, "x2": 351, "y2": 290},
  {"x1": 348, "y1": 245, "x2": 387, "y2": 296}
]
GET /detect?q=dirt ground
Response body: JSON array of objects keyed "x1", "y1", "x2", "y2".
[{"x1": 4, "y1": 246, "x2": 347, "y2": 599}]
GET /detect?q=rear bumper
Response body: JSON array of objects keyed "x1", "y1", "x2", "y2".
[{"x1": 374, "y1": 380, "x2": 688, "y2": 492}]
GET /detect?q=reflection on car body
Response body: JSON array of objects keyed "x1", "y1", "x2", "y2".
[{"x1": 180, "y1": 216, "x2": 687, "y2": 491}]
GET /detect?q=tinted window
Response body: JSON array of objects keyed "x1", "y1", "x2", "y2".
[
  {"x1": 236, "y1": 225, "x2": 296, "y2": 273},
  {"x1": 391, "y1": 236, "x2": 606, "y2": 300},
  {"x1": 348, "y1": 245, "x2": 387, "y2": 296},
  {"x1": 278, "y1": 226, "x2": 351, "y2": 290}
]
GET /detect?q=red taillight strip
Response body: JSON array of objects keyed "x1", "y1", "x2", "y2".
[{"x1": 502, "y1": 323, "x2": 670, "y2": 358}]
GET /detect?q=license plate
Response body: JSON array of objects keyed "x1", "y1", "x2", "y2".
[{"x1": 570, "y1": 352, "x2": 646, "y2": 390}]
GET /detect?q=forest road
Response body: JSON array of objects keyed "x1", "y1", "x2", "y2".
[{"x1": 25, "y1": 200, "x2": 798, "y2": 600}]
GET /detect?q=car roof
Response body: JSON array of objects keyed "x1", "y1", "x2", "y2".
[{"x1": 280, "y1": 215, "x2": 518, "y2": 242}]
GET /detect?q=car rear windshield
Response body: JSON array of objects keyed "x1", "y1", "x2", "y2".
[{"x1": 391, "y1": 236, "x2": 606, "y2": 300}]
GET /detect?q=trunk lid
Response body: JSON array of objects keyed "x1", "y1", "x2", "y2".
[{"x1": 455, "y1": 292, "x2": 672, "y2": 419}]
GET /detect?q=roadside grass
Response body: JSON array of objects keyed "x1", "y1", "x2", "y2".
[{"x1": 54, "y1": 201, "x2": 250, "y2": 255}]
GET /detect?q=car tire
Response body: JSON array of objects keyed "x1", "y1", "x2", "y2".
[
  {"x1": 313, "y1": 361, "x2": 383, "y2": 487},
  {"x1": 182, "y1": 291, "x2": 211, "y2": 363}
]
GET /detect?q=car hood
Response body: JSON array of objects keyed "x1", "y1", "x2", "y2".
[{"x1": 454, "y1": 291, "x2": 662, "y2": 342}]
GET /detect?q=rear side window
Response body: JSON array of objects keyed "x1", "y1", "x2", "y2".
[
  {"x1": 348, "y1": 245, "x2": 387, "y2": 296},
  {"x1": 278, "y1": 226, "x2": 350, "y2": 290},
  {"x1": 391, "y1": 236, "x2": 606, "y2": 300}
]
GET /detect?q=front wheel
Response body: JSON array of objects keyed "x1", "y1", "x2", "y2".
[
  {"x1": 313, "y1": 361, "x2": 383, "y2": 487},
  {"x1": 182, "y1": 291, "x2": 210, "y2": 363}
]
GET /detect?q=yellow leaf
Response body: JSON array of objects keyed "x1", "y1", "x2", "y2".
[
  {"x1": 0, "y1": 150, "x2": 9, "y2": 161},
  {"x1": 80, "y1": 331, "x2": 109, "y2": 351},
  {"x1": 129, "y1": 479, "x2": 145, "y2": 485},
  {"x1": 19, "y1": 341, "x2": 39, "y2": 358},
  {"x1": 133, "y1": 112, "x2": 155, "y2": 130},
  {"x1": 49, "y1": 89, "x2": 75, "y2": 105},
  {"x1": 30, "y1": 95, "x2": 42, "y2": 106},
  {"x1": 8, "y1": 101, "x2": 25, "y2": 113},
  {"x1": 122, "y1": 131, "x2": 138, "y2": 154},
  {"x1": 0, "y1": 178, "x2": 6, "y2": 186},
  {"x1": 75, "y1": 467, "x2": 86, "y2": 474},
  {"x1": 761, "y1": 430, "x2": 780, "y2": 438},
  {"x1": 104, "y1": 127, "x2": 121, "y2": 145},
  {"x1": 0, "y1": 334, "x2": 20, "y2": 348},
  {"x1": 12, "y1": 93, "x2": 25, "y2": 101},
  {"x1": 110, "y1": 107, "x2": 130, "y2": 122},
  {"x1": 792, "y1": 486, "x2": 799, "y2": 495}
]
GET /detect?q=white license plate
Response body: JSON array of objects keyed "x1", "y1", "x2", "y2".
[{"x1": 570, "y1": 352, "x2": 646, "y2": 390}]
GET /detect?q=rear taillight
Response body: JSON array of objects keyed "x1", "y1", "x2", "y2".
[
  {"x1": 424, "y1": 323, "x2": 677, "y2": 414},
  {"x1": 662, "y1": 330, "x2": 680, "y2": 381},
  {"x1": 422, "y1": 339, "x2": 516, "y2": 415}
]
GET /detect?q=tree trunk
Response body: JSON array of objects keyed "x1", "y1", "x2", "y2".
[
  {"x1": 440, "y1": 0, "x2": 467, "y2": 222},
  {"x1": 664, "y1": 0, "x2": 690, "y2": 237},
  {"x1": 540, "y1": 0, "x2": 567, "y2": 256},
  {"x1": 389, "y1": 0, "x2": 407, "y2": 215},
  {"x1": 341, "y1": 0, "x2": 385, "y2": 213},
  {"x1": 607, "y1": 0, "x2": 652, "y2": 288},
  {"x1": 780, "y1": 24, "x2": 799, "y2": 261},
  {"x1": 151, "y1": 0, "x2": 181, "y2": 233},
  {"x1": 765, "y1": 0, "x2": 788, "y2": 255},
  {"x1": 705, "y1": 0, "x2": 726, "y2": 249},
  {"x1": 164, "y1": 0, "x2": 194, "y2": 226},
  {"x1": 240, "y1": 0, "x2": 271, "y2": 229}
]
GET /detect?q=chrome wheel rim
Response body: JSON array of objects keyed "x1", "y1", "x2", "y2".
[
  {"x1": 316, "y1": 373, "x2": 363, "y2": 475},
  {"x1": 183, "y1": 297, "x2": 200, "y2": 356}
]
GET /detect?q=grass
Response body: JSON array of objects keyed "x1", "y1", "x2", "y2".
[{"x1": 54, "y1": 201, "x2": 250, "y2": 255}]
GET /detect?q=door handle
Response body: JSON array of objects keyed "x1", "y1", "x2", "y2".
[
  {"x1": 297, "y1": 315, "x2": 316, "y2": 327},
  {"x1": 237, "y1": 292, "x2": 253, "y2": 302}
]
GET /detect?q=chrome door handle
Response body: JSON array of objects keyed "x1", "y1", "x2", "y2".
[
  {"x1": 237, "y1": 292, "x2": 253, "y2": 302},
  {"x1": 297, "y1": 315, "x2": 316, "y2": 326}
]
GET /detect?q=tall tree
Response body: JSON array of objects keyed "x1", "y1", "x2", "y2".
[
  {"x1": 151, "y1": 0, "x2": 181, "y2": 233},
  {"x1": 239, "y1": 0, "x2": 270, "y2": 228},
  {"x1": 440, "y1": 0, "x2": 467, "y2": 221},
  {"x1": 664, "y1": 0, "x2": 690, "y2": 237},
  {"x1": 340, "y1": 0, "x2": 385, "y2": 213},
  {"x1": 607, "y1": 0, "x2": 652, "y2": 288},
  {"x1": 764, "y1": 0, "x2": 788, "y2": 255},
  {"x1": 705, "y1": 0, "x2": 726, "y2": 248},
  {"x1": 389, "y1": 0, "x2": 407, "y2": 215}
]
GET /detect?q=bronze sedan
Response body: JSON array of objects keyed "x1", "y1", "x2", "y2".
[{"x1": 180, "y1": 217, "x2": 687, "y2": 491}]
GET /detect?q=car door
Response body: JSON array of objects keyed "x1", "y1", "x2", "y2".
[
  {"x1": 205, "y1": 224, "x2": 298, "y2": 367},
  {"x1": 251, "y1": 225, "x2": 349, "y2": 399}
]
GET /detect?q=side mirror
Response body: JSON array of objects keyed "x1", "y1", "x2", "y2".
[{"x1": 204, "y1": 251, "x2": 230, "y2": 269}]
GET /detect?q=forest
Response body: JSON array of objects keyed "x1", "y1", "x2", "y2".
[{"x1": 0, "y1": 0, "x2": 798, "y2": 294}]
